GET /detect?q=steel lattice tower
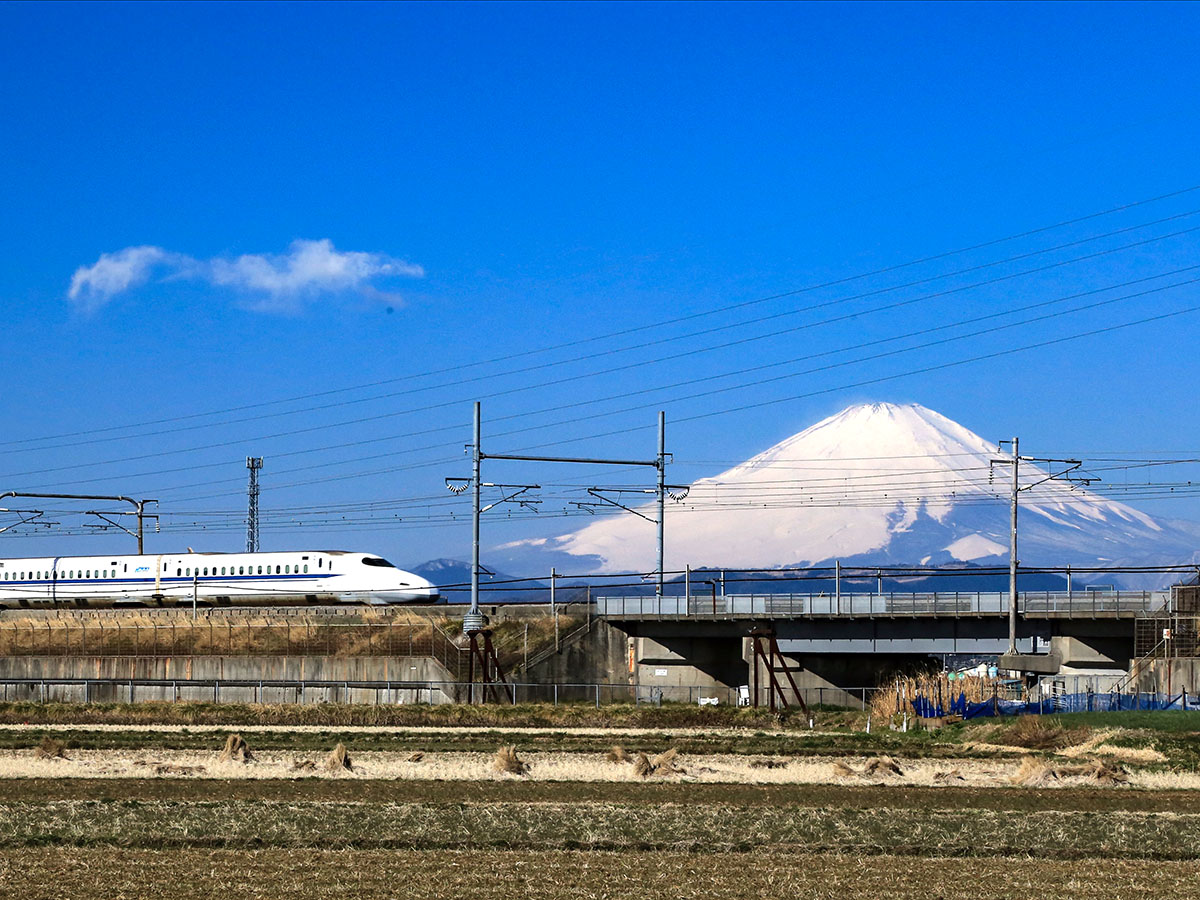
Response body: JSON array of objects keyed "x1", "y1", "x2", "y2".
[{"x1": 246, "y1": 457, "x2": 264, "y2": 552}]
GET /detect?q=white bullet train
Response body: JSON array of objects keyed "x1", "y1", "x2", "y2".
[{"x1": 0, "y1": 550, "x2": 440, "y2": 608}]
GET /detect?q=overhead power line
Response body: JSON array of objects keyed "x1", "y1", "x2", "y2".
[{"x1": 2, "y1": 185, "x2": 1199, "y2": 454}]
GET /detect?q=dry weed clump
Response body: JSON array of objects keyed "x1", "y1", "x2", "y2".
[
  {"x1": 871, "y1": 671, "x2": 1001, "y2": 721},
  {"x1": 325, "y1": 743, "x2": 353, "y2": 773},
  {"x1": 218, "y1": 733, "x2": 253, "y2": 763},
  {"x1": 829, "y1": 757, "x2": 904, "y2": 779},
  {"x1": 606, "y1": 746, "x2": 629, "y2": 764},
  {"x1": 154, "y1": 763, "x2": 204, "y2": 776},
  {"x1": 406, "y1": 752, "x2": 425, "y2": 763},
  {"x1": 35, "y1": 736, "x2": 69, "y2": 760},
  {"x1": 863, "y1": 756, "x2": 904, "y2": 777},
  {"x1": 934, "y1": 769, "x2": 966, "y2": 783},
  {"x1": 998, "y1": 716, "x2": 1089, "y2": 751},
  {"x1": 493, "y1": 745, "x2": 528, "y2": 776},
  {"x1": 1011, "y1": 755, "x2": 1130, "y2": 786},
  {"x1": 748, "y1": 758, "x2": 788, "y2": 770},
  {"x1": 0, "y1": 609, "x2": 447, "y2": 658}
]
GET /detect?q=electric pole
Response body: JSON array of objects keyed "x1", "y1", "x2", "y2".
[
  {"x1": 1007, "y1": 437, "x2": 1019, "y2": 656},
  {"x1": 246, "y1": 457, "x2": 263, "y2": 553},
  {"x1": 992, "y1": 440, "x2": 1095, "y2": 660},
  {"x1": 657, "y1": 410, "x2": 666, "y2": 599}
]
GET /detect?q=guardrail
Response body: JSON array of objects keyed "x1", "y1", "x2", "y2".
[{"x1": 594, "y1": 590, "x2": 1168, "y2": 619}]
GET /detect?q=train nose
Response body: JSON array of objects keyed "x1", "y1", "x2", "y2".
[{"x1": 370, "y1": 575, "x2": 441, "y2": 604}]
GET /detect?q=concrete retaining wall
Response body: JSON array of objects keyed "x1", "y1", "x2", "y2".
[{"x1": 0, "y1": 655, "x2": 458, "y2": 704}]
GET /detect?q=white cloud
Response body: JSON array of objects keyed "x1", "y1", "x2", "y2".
[
  {"x1": 66, "y1": 239, "x2": 423, "y2": 314},
  {"x1": 68, "y1": 246, "x2": 178, "y2": 312},
  {"x1": 209, "y1": 239, "x2": 424, "y2": 311}
]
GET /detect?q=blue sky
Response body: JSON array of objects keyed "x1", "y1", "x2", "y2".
[{"x1": 2, "y1": 1, "x2": 1200, "y2": 570}]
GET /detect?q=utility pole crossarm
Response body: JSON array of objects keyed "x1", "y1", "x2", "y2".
[
  {"x1": 483, "y1": 452, "x2": 659, "y2": 467},
  {"x1": 0, "y1": 492, "x2": 156, "y2": 553},
  {"x1": 450, "y1": 403, "x2": 673, "y2": 636}
]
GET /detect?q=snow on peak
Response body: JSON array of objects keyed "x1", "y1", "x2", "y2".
[{"x1": 516, "y1": 401, "x2": 1199, "y2": 580}]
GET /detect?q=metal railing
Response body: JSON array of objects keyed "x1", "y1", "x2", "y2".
[
  {"x1": 595, "y1": 590, "x2": 1167, "y2": 619},
  {"x1": 0, "y1": 676, "x2": 880, "y2": 709}
]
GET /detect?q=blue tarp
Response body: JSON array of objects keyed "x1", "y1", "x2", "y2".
[{"x1": 911, "y1": 691, "x2": 1199, "y2": 718}]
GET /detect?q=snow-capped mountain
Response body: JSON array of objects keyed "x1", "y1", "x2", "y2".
[{"x1": 497, "y1": 402, "x2": 1200, "y2": 587}]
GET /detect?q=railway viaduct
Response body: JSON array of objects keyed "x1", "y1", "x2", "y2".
[{"x1": 590, "y1": 589, "x2": 1167, "y2": 706}]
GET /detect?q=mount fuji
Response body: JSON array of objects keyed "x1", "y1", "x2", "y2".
[{"x1": 494, "y1": 403, "x2": 1200, "y2": 588}]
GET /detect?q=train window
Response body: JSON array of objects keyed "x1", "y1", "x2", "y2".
[
  {"x1": 257, "y1": 566, "x2": 263, "y2": 574},
  {"x1": 202, "y1": 568, "x2": 208, "y2": 576},
  {"x1": 276, "y1": 565, "x2": 281, "y2": 574},
  {"x1": 221, "y1": 567, "x2": 226, "y2": 576},
  {"x1": 284, "y1": 565, "x2": 290, "y2": 574},
  {"x1": 362, "y1": 558, "x2": 396, "y2": 568},
  {"x1": 303, "y1": 564, "x2": 308, "y2": 573},
  {"x1": 185, "y1": 568, "x2": 191, "y2": 577},
  {"x1": 177, "y1": 569, "x2": 181, "y2": 577},
  {"x1": 318, "y1": 559, "x2": 323, "y2": 568},
  {"x1": 238, "y1": 566, "x2": 243, "y2": 575}
]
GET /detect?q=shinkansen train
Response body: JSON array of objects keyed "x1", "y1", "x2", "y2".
[{"x1": 0, "y1": 550, "x2": 440, "y2": 607}]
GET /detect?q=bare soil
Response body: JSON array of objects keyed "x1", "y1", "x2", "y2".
[{"x1": 3, "y1": 849, "x2": 1200, "y2": 900}]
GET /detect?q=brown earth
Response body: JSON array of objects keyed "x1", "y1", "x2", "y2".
[{"x1": 3, "y1": 849, "x2": 1200, "y2": 900}]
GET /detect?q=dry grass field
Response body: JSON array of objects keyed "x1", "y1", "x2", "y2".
[{"x1": 2, "y1": 704, "x2": 1200, "y2": 897}]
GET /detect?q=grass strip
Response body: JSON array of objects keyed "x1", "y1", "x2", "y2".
[
  {"x1": 0, "y1": 800, "x2": 1197, "y2": 858},
  {"x1": 4, "y1": 779, "x2": 1200, "y2": 813},
  {"x1": 0, "y1": 726, "x2": 983, "y2": 757},
  {"x1": 0, "y1": 700, "x2": 829, "y2": 729}
]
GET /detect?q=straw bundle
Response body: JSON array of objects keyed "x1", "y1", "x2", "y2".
[
  {"x1": 35, "y1": 736, "x2": 68, "y2": 760},
  {"x1": 634, "y1": 747, "x2": 684, "y2": 778},
  {"x1": 863, "y1": 756, "x2": 904, "y2": 777},
  {"x1": 325, "y1": 743, "x2": 353, "y2": 772},
  {"x1": 219, "y1": 733, "x2": 253, "y2": 763},
  {"x1": 493, "y1": 745, "x2": 528, "y2": 775}
]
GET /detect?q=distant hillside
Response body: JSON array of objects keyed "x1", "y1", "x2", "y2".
[{"x1": 409, "y1": 558, "x2": 550, "y2": 604}]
